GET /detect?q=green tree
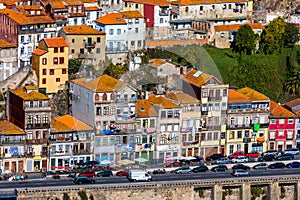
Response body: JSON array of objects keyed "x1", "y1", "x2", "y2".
[
  {"x1": 78, "y1": 190, "x2": 88, "y2": 200},
  {"x1": 104, "y1": 63, "x2": 128, "y2": 79},
  {"x1": 68, "y1": 58, "x2": 82, "y2": 75},
  {"x1": 260, "y1": 17, "x2": 286, "y2": 54},
  {"x1": 284, "y1": 70, "x2": 300, "y2": 98},
  {"x1": 284, "y1": 23, "x2": 300, "y2": 48},
  {"x1": 234, "y1": 24, "x2": 259, "y2": 55}
]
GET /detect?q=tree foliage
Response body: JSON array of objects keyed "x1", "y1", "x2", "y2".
[
  {"x1": 234, "y1": 24, "x2": 259, "y2": 55},
  {"x1": 68, "y1": 58, "x2": 82, "y2": 75},
  {"x1": 251, "y1": 186, "x2": 262, "y2": 200},
  {"x1": 103, "y1": 63, "x2": 128, "y2": 79},
  {"x1": 284, "y1": 23, "x2": 300, "y2": 48}
]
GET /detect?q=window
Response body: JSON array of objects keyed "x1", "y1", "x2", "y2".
[
  {"x1": 131, "y1": 41, "x2": 135, "y2": 46},
  {"x1": 174, "y1": 110, "x2": 180, "y2": 118},
  {"x1": 270, "y1": 131, "x2": 275, "y2": 139},
  {"x1": 42, "y1": 78, "x2": 46, "y2": 84},
  {"x1": 56, "y1": 78, "x2": 60, "y2": 82},
  {"x1": 42, "y1": 58, "x2": 47, "y2": 65},
  {"x1": 103, "y1": 107, "x2": 109, "y2": 115},
  {"x1": 201, "y1": 133, "x2": 206, "y2": 141},
  {"x1": 229, "y1": 131, "x2": 234, "y2": 139},
  {"x1": 62, "y1": 69, "x2": 67, "y2": 74},
  {"x1": 72, "y1": 39, "x2": 75, "y2": 43},
  {"x1": 53, "y1": 57, "x2": 58, "y2": 64},
  {"x1": 223, "y1": 89, "x2": 227, "y2": 96},
  {"x1": 278, "y1": 130, "x2": 284, "y2": 136},
  {"x1": 279, "y1": 119, "x2": 285, "y2": 124},
  {"x1": 142, "y1": 135, "x2": 147, "y2": 143},
  {"x1": 96, "y1": 48, "x2": 100, "y2": 54},
  {"x1": 213, "y1": 132, "x2": 218, "y2": 140},
  {"x1": 54, "y1": 47, "x2": 58, "y2": 53},
  {"x1": 161, "y1": 111, "x2": 166, "y2": 118},
  {"x1": 50, "y1": 69, "x2": 54, "y2": 75},
  {"x1": 288, "y1": 119, "x2": 294, "y2": 124},
  {"x1": 71, "y1": 49, "x2": 75, "y2": 54},
  {"x1": 109, "y1": 29, "x2": 114, "y2": 35},
  {"x1": 96, "y1": 107, "x2": 101, "y2": 115},
  {"x1": 207, "y1": 132, "x2": 212, "y2": 140},
  {"x1": 287, "y1": 130, "x2": 293, "y2": 139},
  {"x1": 60, "y1": 47, "x2": 64, "y2": 52},
  {"x1": 229, "y1": 145, "x2": 234, "y2": 154},
  {"x1": 42, "y1": 69, "x2": 47, "y2": 75},
  {"x1": 97, "y1": 37, "x2": 101, "y2": 43},
  {"x1": 237, "y1": 131, "x2": 242, "y2": 138},
  {"x1": 38, "y1": 100, "x2": 43, "y2": 107},
  {"x1": 135, "y1": 28, "x2": 138, "y2": 33},
  {"x1": 245, "y1": 130, "x2": 250, "y2": 138},
  {"x1": 160, "y1": 18, "x2": 163, "y2": 23},
  {"x1": 138, "y1": 40, "x2": 142, "y2": 47},
  {"x1": 135, "y1": 3, "x2": 138, "y2": 9},
  {"x1": 117, "y1": 29, "x2": 121, "y2": 34},
  {"x1": 59, "y1": 57, "x2": 64, "y2": 64},
  {"x1": 167, "y1": 110, "x2": 173, "y2": 118},
  {"x1": 42, "y1": 115, "x2": 48, "y2": 124}
]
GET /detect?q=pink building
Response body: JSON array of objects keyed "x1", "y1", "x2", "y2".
[{"x1": 268, "y1": 101, "x2": 297, "y2": 152}]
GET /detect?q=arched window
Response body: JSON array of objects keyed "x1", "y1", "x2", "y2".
[
  {"x1": 110, "y1": 93, "x2": 114, "y2": 101},
  {"x1": 95, "y1": 94, "x2": 99, "y2": 101},
  {"x1": 103, "y1": 93, "x2": 107, "y2": 101}
]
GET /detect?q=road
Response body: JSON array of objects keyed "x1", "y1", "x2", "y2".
[{"x1": 2, "y1": 168, "x2": 300, "y2": 190}]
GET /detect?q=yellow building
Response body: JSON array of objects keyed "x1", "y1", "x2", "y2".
[{"x1": 32, "y1": 37, "x2": 69, "y2": 94}]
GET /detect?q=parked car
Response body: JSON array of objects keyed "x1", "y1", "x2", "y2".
[
  {"x1": 74, "y1": 176, "x2": 95, "y2": 184},
  {"x1": 231, "y1": 156, "x2": 248, "y2": 163},
  {"x1": 246, "y1": 151, "x2": 260, "y2": 158},
  {"x1": 97, "y1": 170, "x2": 113, "y2": 177},
  {"x1": 232, "y1": 164, "x2": 250, "y2": 171},
  {"x1": 268, "y1": 162, "x2": 286, "y2": 169},
  {"x1": 258, "y1": 155, "x2": 276, "y2": 162},
  {"x1": 175, "y1": 167, "x2": 192, "y2": 174},
  {"x1": 211, "y1": 165, "x2": 228, "y2": 172},
  {"x1": 231, "y1": 170, "x2": 250, "y2": 177},
  {"x1": 283, "y1": 148, "x2": 300, "y2": 155},
  {"x1": 262, "y1": 150, "x2": 278, "y2": 156},
  {"x1": 228, "y1": 151, "x2": 244, "y2": 159},
  {"x1": 116, "y1": 171, "x2": 129, "y2": 177},
  {"x1": 206, "y1": 154, "x2": 224, "y2": 162},
  {"x1": 276, "y1": 154, "x2": 294, "y2": 161},
  {"x1": 152, "y1": 169, "x2": 166, "y2": 175},
  {"x1": 253, "y1": 163, "x2": 269, "y2": 170},
  {"x1": 215, "y1": 157, "x2": 231, "y2": 164},
  {"x1": 192, "y1": 166, "x2": 209, "y2": 173},
  {"x1": 286, "y1": 161, "x2": 300, "y2": 168},
  {"x1": 79, "y1": 170, "x2": 96, "y2": 178}
]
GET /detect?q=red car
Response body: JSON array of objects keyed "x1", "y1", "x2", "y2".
[
  {"x1": 116, "y1": 171, "x2": 129, "y2": 177},
  {"x1": 79, "y1": 170, "x2": 96, "y2": 178},
  {"x1": 228, "y1": 151, "x2": 244, "y2": 159},
  {"x1": 246, "y1": 151, "x2": 260, "y2": 158}
]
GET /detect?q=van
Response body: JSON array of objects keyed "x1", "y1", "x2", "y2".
[{"x1": 128, "y1": 170, "x2": 152, "y2": 182}]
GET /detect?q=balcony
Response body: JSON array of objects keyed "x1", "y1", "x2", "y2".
[
  {"x1": 40, "y1": 151, "x2": 48, "y2": 157},
  {"x1": 26, "y1": 123, "x2": 51, "y2": 129},
  {"x1": 227, "y1": 124, "x2": 251, "y2": 129},
  {"x1": 208, "y1": 96, "x2": 222, "y2": 101},
  {"x1": 106, "y1": 47, "x2": 128, "y2": 53},
  {"x1": 115, "y1": 97, "x2": 137, "y2": 103},
  {"x1": 1, "y1": 140, "x2": 26, "y2": 145},
  {"x1": 72, "y1": 149, "x2": 91, "y2": 155},
  {"x1": 206, "y1": 125, "x2": 221, "y2": 131},
  {"x1": 27, "y1": 138, "x2": 48, "y2": 144},
  {"x1": 85, "y1": 41, "x2": 96, "y2": 48},
  {"x1": 115, "y1": 128, "x2": 136, "y2": 134},
  {"x1": 35, "y1": 28, "x2": 44, "y2": 33},
  {"x1": 24, "y1": 104, "x2": 51, "y2": 112}
]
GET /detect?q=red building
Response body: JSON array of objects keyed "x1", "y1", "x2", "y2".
[{"x1": 268, "y1": 101, "x2": 297, "y2": 152}]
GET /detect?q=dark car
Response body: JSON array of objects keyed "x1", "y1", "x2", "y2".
[
  {"x1": 206, "y1": 154, "x2": 224, "y2": 162},
  {"x1": 79, "y1": 170, "x2": 96, "y2": 178},
  {"x1": 253, "y1": 163, "x2": 268, "y2": 170},
  {"x1": 74, "y1": 176, "x2": 95, "y2": 184},
  {"x1": 232, "y1": 164, "x2": 250, "y2": 171},
  {"x1": 152, "y1": 169, "x2": 166, "y2": 175},
  {"x1": 276, "y1": 154, "x2": 294, "y2": 161},
  {"x1": 116, "y1": 171, "x2": 129, "y2": 176},
  {"x1": 211, "y1": 165, "x2": 228, "y2": 172},
  {"x1": 97, "y1": 170, "x2": 113, "y2": 177},
  {"x1": 261, "y1": 150, "x2": 278, "y2": 156},
  {"x1": 231, "y1": 170, "x2": 250, "y2": 177},
  {"x1": 258, "y1": 155, "x2": 276, "y2": 162},
  {"x1": 286, "y1": 161, "x2": 300, "y2": 168},
  {"x1": 192, "y1": 166, "x2": 209, "y2": 173},
  {"x1": 268, "y1": 162, "x2": 286, "y2": 169}
]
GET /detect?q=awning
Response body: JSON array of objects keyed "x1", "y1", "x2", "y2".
[
  {"x1": 257, "y1": 137, "x2": 265, "y2": 144},
  {"x1": 33, "y1": 156, "x2": 41, "y2": 160}
]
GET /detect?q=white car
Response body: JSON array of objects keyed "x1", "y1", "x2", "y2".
[
  {"x1": 231, "y1": 156, "x2": 249, "y2": 163},
  {"x1": 284, "y1": 148, "x2": 300, "y2": 155}
]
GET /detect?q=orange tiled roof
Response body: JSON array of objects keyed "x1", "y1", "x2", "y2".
[
  {"x1": 0, "y1": 39, "x2": 16, "y2": 48},
  {"x1": 167, "y1": 91, "x2": 200, "y2": 103},
  {"x1": 149, "y1": 59, "x2": 167, "y2": 68},
  {"x1": 123, "y1": 0, "x2": 170, "y2": 6},
  {"x1": 85, "y1": 6, "x2": 101, "y2": 11},
  {"x1": 236, "y1": 87, "x2": 269, "y2": 101},
  {"x1": 62, "y1": 25, "x2": 105, "y2": 35},
  {"x1": 146, "y1": 39, "x2": 208, "y2": 48},
  {"x1": 55, "y1": 115, "x2": 93, "y2": 131},
  {"x1": 120, "y1": 10, "x2": 143, "y2": 18},
  {"x1": 10, "y1": 86, "x2": 49, "y2": 101},
  {"x1": 228, "y1": 89, "x2": 251, "y2": 103},
  {"x1": 51, "y1": 118, "x2": 73, "y2": 133},
  {"x1": 284, "y1": 98, "x2": 300, "y2": 109},
  {"x1": 270, "y1": 101, "x2": 296, "y2": 117},
  {"x1": 43, "y1": 37, "x2": 68, "y2": 48},
  {"x1": 64, "y1": 0, "x2": 83, "y2": 6},
  {"x1": 171, "y1": 0, "x2": 247, "y2": 5},
  {"x1": 71, "y1": 74, "x2": 126, "y2": 92},
  {"x1": 148, "y1": 94, "x2": 180, "y2": 109},
  {"x1": 50, "y1": 1, "x2": 67, "y2": 9},
  {"x1": 32, "y1": 48, "x2": 47, "y2": 56},
  {"x1": 95, "y1": 13, "x2": 127, "y2": 25},
  {"x1": 136, "y1": 100, "x2": 158, "y2": 117},
  {"x1": 0, "y1": 120, "x2": 25, "y2": 135},
  {"x1": 182, "y1": 69, "x2": 217, "y2": 87},
  {"x1": 214, "y1": 23, "x2": 264, "y2": 32}
]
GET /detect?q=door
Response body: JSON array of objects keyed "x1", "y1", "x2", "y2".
[
  {"x1": 11, "y1": 162, "x2": 16, "y2": 173},
  {"x1": 244, "y1": 143, "x2": 249, "y2": 154},
  {"x1": 278, "y1": 144, "x2": 283, "y2": 153},
  {"x1": 18, "y1": 161, "x2": 23, "y2": 172}
]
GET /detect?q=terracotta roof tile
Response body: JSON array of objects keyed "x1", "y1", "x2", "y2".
[
  {"x1": 182, "y1": 69, "x2": 218, "y2": 87},
  {"x1": 0, "y1": 39, "x2": 16, "y2": 48},
  {"x1": 228, "y1": 89, "x2": 251, "y2": 103},
  {"x1": 136, "y1": 100, "x2": 158, "y2": 117},
  {"x1": 85, "y1": 6, "x2": 101, "y2": 11},
  {"x1": 71, "y1": 74, "x2": 126, "y2": 92},
  {"x1": 148, "y1": 94, "x2": 180, "y2": 109},
  {"x1": 146, "y1": 39, "x2": 208, "y2": 48},
  {"x1": 236, "y1": 87, "x2": 269, "y2": 101},
  {"x1": 149, "y1": 59, "x2": 167, "y2": 68},
  {"x1": 95, "y1": 12, "x2": 126, "y2": 25},
  {"x1": 123, "y1": 0, "x2": 169, "y2": 6},
  {"x1": 167, "y1": 91, "x2": 200, "y2": 103},
  {"x1": 55, "y1": 115, "x2": 93, "y2": 131},
  {"x1": 51, "y1": 118, "x2": 73, "y2": 133},
  {"x1": 10, "y1": 86, "x2": 49, "y2": 101},
  {"x1": 120, "y1": 10, "x2": 143, "y2": 18},
  {"x1": 270, "y1": 101, "x2": 296, "y2": 117},
  {"x1": 32, "y1": 48, "x2": 47, "y2": 56},
  {"x1": 171, "y1": 0, "x2": 247, "y2": 5},
  {"x1": 50, "y1": 1, "x2": 67, "y2": 9},
  {"x1": 284, "y1": 98, "x2": 300, "y2": 109},
  {"x1": 0, "y1": 120, "x2": 25, "y2": 135},
  {"x1": 43, "y1": 37, "x2": 68, "y2": 48},
  {"x1": 214, "y1": 23, "x2": 264, "y2": 32},
  {"x1": 62, "y1": 25, "x2": 105, "y2": 35},
  {"x1": 64, "y1": 0, "x2": 83, "y2": 6}
]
